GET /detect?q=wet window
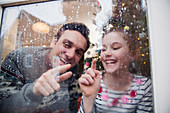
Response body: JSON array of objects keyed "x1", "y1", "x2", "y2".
[{"x1": 0, "y1": 0, "x2": 153, "y2": 113}]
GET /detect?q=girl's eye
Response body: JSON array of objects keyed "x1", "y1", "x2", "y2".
[
  {"x1": 101, "y1": 48, "x2": 106, "y2": 51},
  {"x1": 113, "y1": 47, "x2": 120, "y2": 50}
]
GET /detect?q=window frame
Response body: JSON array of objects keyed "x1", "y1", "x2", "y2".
[{"x1": 2, "y1": 0, "x2": 170, "y2": 112}]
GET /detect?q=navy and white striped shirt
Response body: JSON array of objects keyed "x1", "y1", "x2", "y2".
[{"x1": 79, "y1": 74, "x2": 153, "y2": 113}]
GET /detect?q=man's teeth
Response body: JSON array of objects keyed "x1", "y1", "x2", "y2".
[{"x1": 60, "y1": 58, "x2": 69, "y2": 64}]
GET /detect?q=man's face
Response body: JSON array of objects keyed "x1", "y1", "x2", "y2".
[{"x1": 49, "y1": 30, "x2": 87, "y2": 68}]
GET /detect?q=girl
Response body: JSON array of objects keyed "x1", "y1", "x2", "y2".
[{"x1": 78, "y1": 24, "x2": 153, "y2": 113}]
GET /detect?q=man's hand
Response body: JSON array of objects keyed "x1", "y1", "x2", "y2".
[
  {"x1": 33, "y1": 64, "x2": 72, "y2": 96},
  {"x1": 78, "y1": 59, "x2": 101, "y2": 97}
]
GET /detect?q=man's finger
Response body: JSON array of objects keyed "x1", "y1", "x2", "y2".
[
  {"x1": 58, "y1": 71, "x2": 72, "y2": 82},
  {"x1": 91, "y1": 58, "x2": 97, "y2": 70},
  {"x1": 51, "y1": 64, "x2": 71, "y2": 75}
]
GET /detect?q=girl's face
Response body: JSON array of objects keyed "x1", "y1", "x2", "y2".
[{"x1": 100, "y1": 32, "x2": 131, "y2": 74}]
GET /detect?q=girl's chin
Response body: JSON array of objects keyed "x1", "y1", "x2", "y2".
[{"x1": 105, "y1": 69, "x2": 116, "y2": 74}]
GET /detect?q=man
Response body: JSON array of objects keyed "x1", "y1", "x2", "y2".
[{"x1": 0, "y1": 22, "x2": 90, "y2": 113}]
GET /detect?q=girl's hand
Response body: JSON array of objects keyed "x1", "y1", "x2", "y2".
[{"x1": 78, "y1": 59, "x2": 101, "y2": 97}]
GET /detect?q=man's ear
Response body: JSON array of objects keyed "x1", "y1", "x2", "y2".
[{"x1": 50, "y1": 37, "x2": 57, "y2": 48}]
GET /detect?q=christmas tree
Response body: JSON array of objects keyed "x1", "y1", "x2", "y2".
[{"x1": 113, "y1": 0, "x2": 151, "y2": 77}]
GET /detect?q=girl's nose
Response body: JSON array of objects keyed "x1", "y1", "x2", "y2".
[{"x1": 105, "y1": 49, "x2": 112, "y2": 56}]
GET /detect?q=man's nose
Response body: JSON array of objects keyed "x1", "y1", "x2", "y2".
[{"x1": 66, "y1": 48, "x2": 76, "y2": 59}]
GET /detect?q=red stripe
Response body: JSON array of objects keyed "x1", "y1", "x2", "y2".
[{"x1": 1, "y1": 67, "x2": 25, "y2": 83}]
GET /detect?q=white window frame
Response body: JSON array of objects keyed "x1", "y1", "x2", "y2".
[
  {"x1": 147, "y1": 0, "x2": 170, "y2": 112},
  {"x1": 1, "y1": 0, "x2": 170, "y2": 112}
]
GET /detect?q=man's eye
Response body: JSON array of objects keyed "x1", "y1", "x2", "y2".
[
  {"x1": 64, "y1": 43, "x2": 71, "y2": 48},
  {"x1": 76, "y1": 51, "x2": 83, "y2": 57}
]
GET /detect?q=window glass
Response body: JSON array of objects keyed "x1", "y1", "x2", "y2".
[{"x1": 0, "y1": 0, "x2": 153, "y2": 112}]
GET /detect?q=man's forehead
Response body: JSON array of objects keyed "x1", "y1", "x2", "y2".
[
  {"x1": 62, "y1": 30, "x2": 81, "y2": 35},
  {"x1": 59, "y1": 30, "x2": 87, "y2": 49},
  {"x1": 62, "y1": 30, "x2": 86, "y2": 41}
]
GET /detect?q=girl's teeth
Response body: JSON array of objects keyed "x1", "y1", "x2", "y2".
[{"x1": 106, "y1": 61, "x2": 115, "y2": 64}]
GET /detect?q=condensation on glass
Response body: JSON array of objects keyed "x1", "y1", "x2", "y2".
[{"x1": 0, "y1": 0, "x2": 152, "y2": 112}]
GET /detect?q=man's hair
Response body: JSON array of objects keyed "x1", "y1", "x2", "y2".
[{"x1": 55, "y1": 22, "x2": 90, "y2": 52}]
